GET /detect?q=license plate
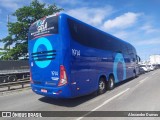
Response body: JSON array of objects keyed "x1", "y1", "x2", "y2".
[{"x1": 41, "y1": 89, "x2": 47, "y2": 93}]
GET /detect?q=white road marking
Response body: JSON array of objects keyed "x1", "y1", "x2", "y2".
[
  {"x1": 139, "y1": 77, "x2": 149, "y2": 83},
  {"x1": 132, "y1": 80, "x2": 146, "y2": 89},
  {"x1": 132, "y1": 77, "x2": 150, "y2": 89},
  {"x1": 133, "y1": 83, "x2": 141, "y2": 89},
  {"x1": 151, "y1": 72, "x2": 157, "y2": 76},
  {"x1": 76, "y1": 88, "x2": 130, "y2": 120}
]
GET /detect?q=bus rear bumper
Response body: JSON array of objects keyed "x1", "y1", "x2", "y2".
[{"x1": 31, "y1": 84, "x2": 73, "y2": 98}]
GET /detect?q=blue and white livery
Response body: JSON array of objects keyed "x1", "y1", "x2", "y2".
[{"x1": 28, "y1": 13, "x2": 139, "y2": 98}]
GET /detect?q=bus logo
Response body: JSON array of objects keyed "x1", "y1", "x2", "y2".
[
  {"x1": 33, "y1": 37, "x2": 53, "y2": 68},
  {"x1": 36, "y1": 17, "x2": 47, "y2": 32},
  {"x1": 113, "y1": 53, "x2": 126, "y2": 82}
]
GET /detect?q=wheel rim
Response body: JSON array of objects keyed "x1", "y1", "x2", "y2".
[
  {"x1": 99, "y1": 80, "x2": 105, "y2": 91},
  {"x1": 110, "y1": 78, "x2": 114, "y2": 88}
]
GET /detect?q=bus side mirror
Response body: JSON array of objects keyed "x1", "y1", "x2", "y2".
[
  {"x1": 138, "y1": 56, "x2": 141, "y2": 62},
  {"x1": 136, "y1": 55, "x2": 141, "y2": 63}
]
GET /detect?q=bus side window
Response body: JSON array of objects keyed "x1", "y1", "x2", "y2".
[{"x1": 73, "y1": 24, "x2": 78, "y2": 33}]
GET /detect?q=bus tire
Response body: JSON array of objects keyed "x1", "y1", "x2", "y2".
[
  {"x1": 107, "y1": 76, "x2": 115, "y2": 90},
  {"x1": 133, "y1": 70, "x2": 137, "y2": 78},
  {"x1": 97, "y1": 77, "x2": 106, "y2": 95}
]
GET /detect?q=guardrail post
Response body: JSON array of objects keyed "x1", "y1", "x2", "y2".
[
  {"x1": 0, "y1": 79, "x2": 30, "y2": 92},
  {"x1": 8, "y1": 86, "x2": 10, "y2": 90}
]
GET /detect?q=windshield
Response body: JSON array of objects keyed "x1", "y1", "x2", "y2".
[
  {"x1": 28, "y1": 15, "x2": 58, "y2": 40},
  {"x1": 140, "y1": 65, "x2": 146, "y2": 67}
]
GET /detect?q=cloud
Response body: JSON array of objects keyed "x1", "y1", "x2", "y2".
[
  {"x1": 0, "y1": 0, "x2": 29, "y2": 11},
  {"x1": 140, "y1": 24, "x2": 159, "y2": 33},
  {"x1": 112, "y1": 31, "x2": 129, "y2": 39},
  {"x1": 54, "y1": 0, "x2": 82, "y2": 6},
  {"x1": 66, "y1": 6, "x2": 113, "y2": 26},
  {"x1": 0, "y1": 0, "x2": 18, "y2": 10},
  {"x1": 103, "y1": 12, "x2": 140, "y2": 30},
  {"x1": 136, "y1": 38, "x2": 160, "y2": 45}
]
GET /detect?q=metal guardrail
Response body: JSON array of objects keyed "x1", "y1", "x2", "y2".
[
  {"x1": 0, "y1": 69, "x2": 29, "y2": 75},
  {"x1": 0, "y1": 79, "x2": 30, "y2": 91}
]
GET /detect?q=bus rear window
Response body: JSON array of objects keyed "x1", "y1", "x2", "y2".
[{"x1": 28, "y1": 15, "x2": 58, "y2": 40}]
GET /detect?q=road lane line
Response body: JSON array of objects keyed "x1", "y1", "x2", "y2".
[
  {"x1": 132, "y1": 80, "x2": 146, "y2": 89},
  {"x1": 76, "y1": 88, "x2": 130, "y2": 120},
  {"x1": 139, "y1": 77, "x2": 149, "y2": 83},
  {"x1": 133, "y1": 83, "x2": 141, "y2": 88},
  {"x1": 151, "y1": 72, "x2": 157, "y2": 76}
]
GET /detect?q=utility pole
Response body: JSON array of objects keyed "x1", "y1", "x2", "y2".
[
  {"x1": 7, "y1": 15, "x2": 10, "y2": 26},
  {"x1": 7, "y1": 14, "x2": 10, "y2": 50}
]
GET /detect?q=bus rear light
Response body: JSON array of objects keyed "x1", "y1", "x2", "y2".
[{"x1": 58, "y1": 65, "x2": 68, "y2": 86}]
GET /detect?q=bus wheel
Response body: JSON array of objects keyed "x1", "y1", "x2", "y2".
[
  {"x1": 97, "y1": 77, "x2": 106, "y2": 95},
  {"x1": 133, "y1": 70, "x2": 137, "y2": 78},
  {"x1": 107, "y1": 76, "x2": 115, "y2": 90}
]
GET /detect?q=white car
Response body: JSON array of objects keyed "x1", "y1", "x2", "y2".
[
  {"x1": 149, "y1": 65, "x2": 155, "y2": 71},
  {"x1": 140, "y1": 65, "x2": 150, "y2": 72}
]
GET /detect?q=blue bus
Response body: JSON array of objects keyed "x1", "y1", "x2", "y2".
[{"x1": 28, "y1": 13, "x2": 140, "y2": 98}]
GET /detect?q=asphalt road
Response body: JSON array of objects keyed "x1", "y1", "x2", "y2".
[{"x1": 0, "y1": 69, "x2": 160, "y2": 120}]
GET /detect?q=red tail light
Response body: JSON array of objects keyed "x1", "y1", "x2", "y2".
[
  {"x1": 30, "y1": 72, "x2": 33, "y2": 83},
  {"x1": 58, "y1": 65, "x2": 68, "y2": 86}
]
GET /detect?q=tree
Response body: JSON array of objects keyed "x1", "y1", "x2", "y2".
[{"x1": 0, "y1": 0, "x2": 63, "y2": 60}]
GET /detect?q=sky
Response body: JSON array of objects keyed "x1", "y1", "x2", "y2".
[{"x1": 0, "y1": 0, "x2": 160, "y2": 60}]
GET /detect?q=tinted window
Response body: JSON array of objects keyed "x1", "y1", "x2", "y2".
[
  {"x1": 29, "y1": 15, "x2": 58, "y2": 40},
  {"x1": 68, "y1": 18, "x2": 115, "y2": 51},
  {"x1": 68, "y1": 18, "x2": 129, "y2": 53}
]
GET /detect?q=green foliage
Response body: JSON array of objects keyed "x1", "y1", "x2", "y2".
[{"x1": 0, "y1": 0, "x2": 63, "y2": 60}]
